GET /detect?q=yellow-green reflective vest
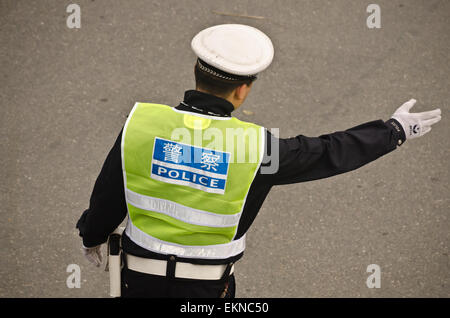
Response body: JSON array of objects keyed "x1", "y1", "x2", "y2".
[{"x1": 122, "y1": 103, "x2": 264, "y2": 260}]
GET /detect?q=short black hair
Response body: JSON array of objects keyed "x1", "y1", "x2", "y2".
[{"x1": 194, "y1": 59, "x2": 256, "y2": 97}]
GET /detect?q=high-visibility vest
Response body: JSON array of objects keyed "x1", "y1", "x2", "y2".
[{"x1": 122, "y1": 103, "x2": 265, "y2": 260}]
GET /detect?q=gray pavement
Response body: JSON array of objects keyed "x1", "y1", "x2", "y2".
[{"x1": 0, "y1": 0, "x2": 449, "y2": 298}]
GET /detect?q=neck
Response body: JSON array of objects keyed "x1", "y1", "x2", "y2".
[
  {"x1": 195, "y1": 88, "x2": 238, "y2": 109},
  {"x1": 179, "y1": 90, "x2": 235, "y2": 117}
]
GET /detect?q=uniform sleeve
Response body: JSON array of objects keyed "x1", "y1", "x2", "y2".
[
  {"x1": 265, "y1": 119, "x2": 406, "y2": 185},
  {"x1": 76, "y1": 130, "x2": 127, "y2": 247}
]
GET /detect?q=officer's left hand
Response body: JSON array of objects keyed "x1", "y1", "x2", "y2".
[{"x1": 82, "y1": 244, "x2": 103, "y2": 267}]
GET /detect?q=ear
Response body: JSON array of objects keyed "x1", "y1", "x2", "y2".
[{"x1": 235, "y1": 83, "x2": 251, "y2": 100}]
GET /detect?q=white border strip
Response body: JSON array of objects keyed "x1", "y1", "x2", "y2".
[
  {"x1": 125, "y1": 219, "x2": 246, "y2": 259},
  {"x1": 125, "y1": 188, "x2": 241, "y2": 227},
  {"x1": 121, "y1": 102, "x2": 140, "y2": 215},
  {"x1": 232, "y1": 126, "x2": 266, "y2": 240}
]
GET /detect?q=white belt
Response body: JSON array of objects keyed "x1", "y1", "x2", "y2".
[{"x1": 126, "y1": 254, "x2": 234, "y2": 280}]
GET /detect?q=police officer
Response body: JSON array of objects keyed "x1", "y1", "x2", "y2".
[{"x1": 76, "y1": 24, "x2": 442, "y2": 298}]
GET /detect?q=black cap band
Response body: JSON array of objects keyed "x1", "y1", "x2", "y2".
[{"x1": 196, "y1": 59, "x2": 257, "y2": 82}]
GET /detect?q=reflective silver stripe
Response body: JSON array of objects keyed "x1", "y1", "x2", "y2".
[
  {"x1": 125, "y1": 188, "x2": 241, "y2": 227},
  {"x1": 125, "y1": 219, "x2": 246, "y2": 259}
]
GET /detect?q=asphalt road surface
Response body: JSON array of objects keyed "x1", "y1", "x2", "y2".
[{"x1": 1, "y1": 0, "x2": 449, "y2": 298}]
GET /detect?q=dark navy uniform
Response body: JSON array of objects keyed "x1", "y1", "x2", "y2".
[{"x1": 76, "y1": 89, "x2": 405, "y2": 297}]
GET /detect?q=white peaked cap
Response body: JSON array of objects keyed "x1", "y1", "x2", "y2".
[{"x1": 191, "y1": 24, "x2": 274, "y2": 77}]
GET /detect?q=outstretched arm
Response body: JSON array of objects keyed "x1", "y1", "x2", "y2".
[{"x1": 267, "y1": 99, "x2": 441, "y2": 186}]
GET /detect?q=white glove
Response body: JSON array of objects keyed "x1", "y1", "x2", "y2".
[
  {"x1": 82, "y1": 244, "x2": 103, "y2": 267},
  {"x1": 391, "y1": 99, "x2": 441, "y2": 139}
]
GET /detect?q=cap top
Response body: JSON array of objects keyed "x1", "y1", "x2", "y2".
[{"x1": 191, "y1": 24, "x2": 274, "y2": 77}]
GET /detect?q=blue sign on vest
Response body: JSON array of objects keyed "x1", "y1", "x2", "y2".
[{"x1": 151, "y1": 137, "x2": 230, "y2": 194}]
